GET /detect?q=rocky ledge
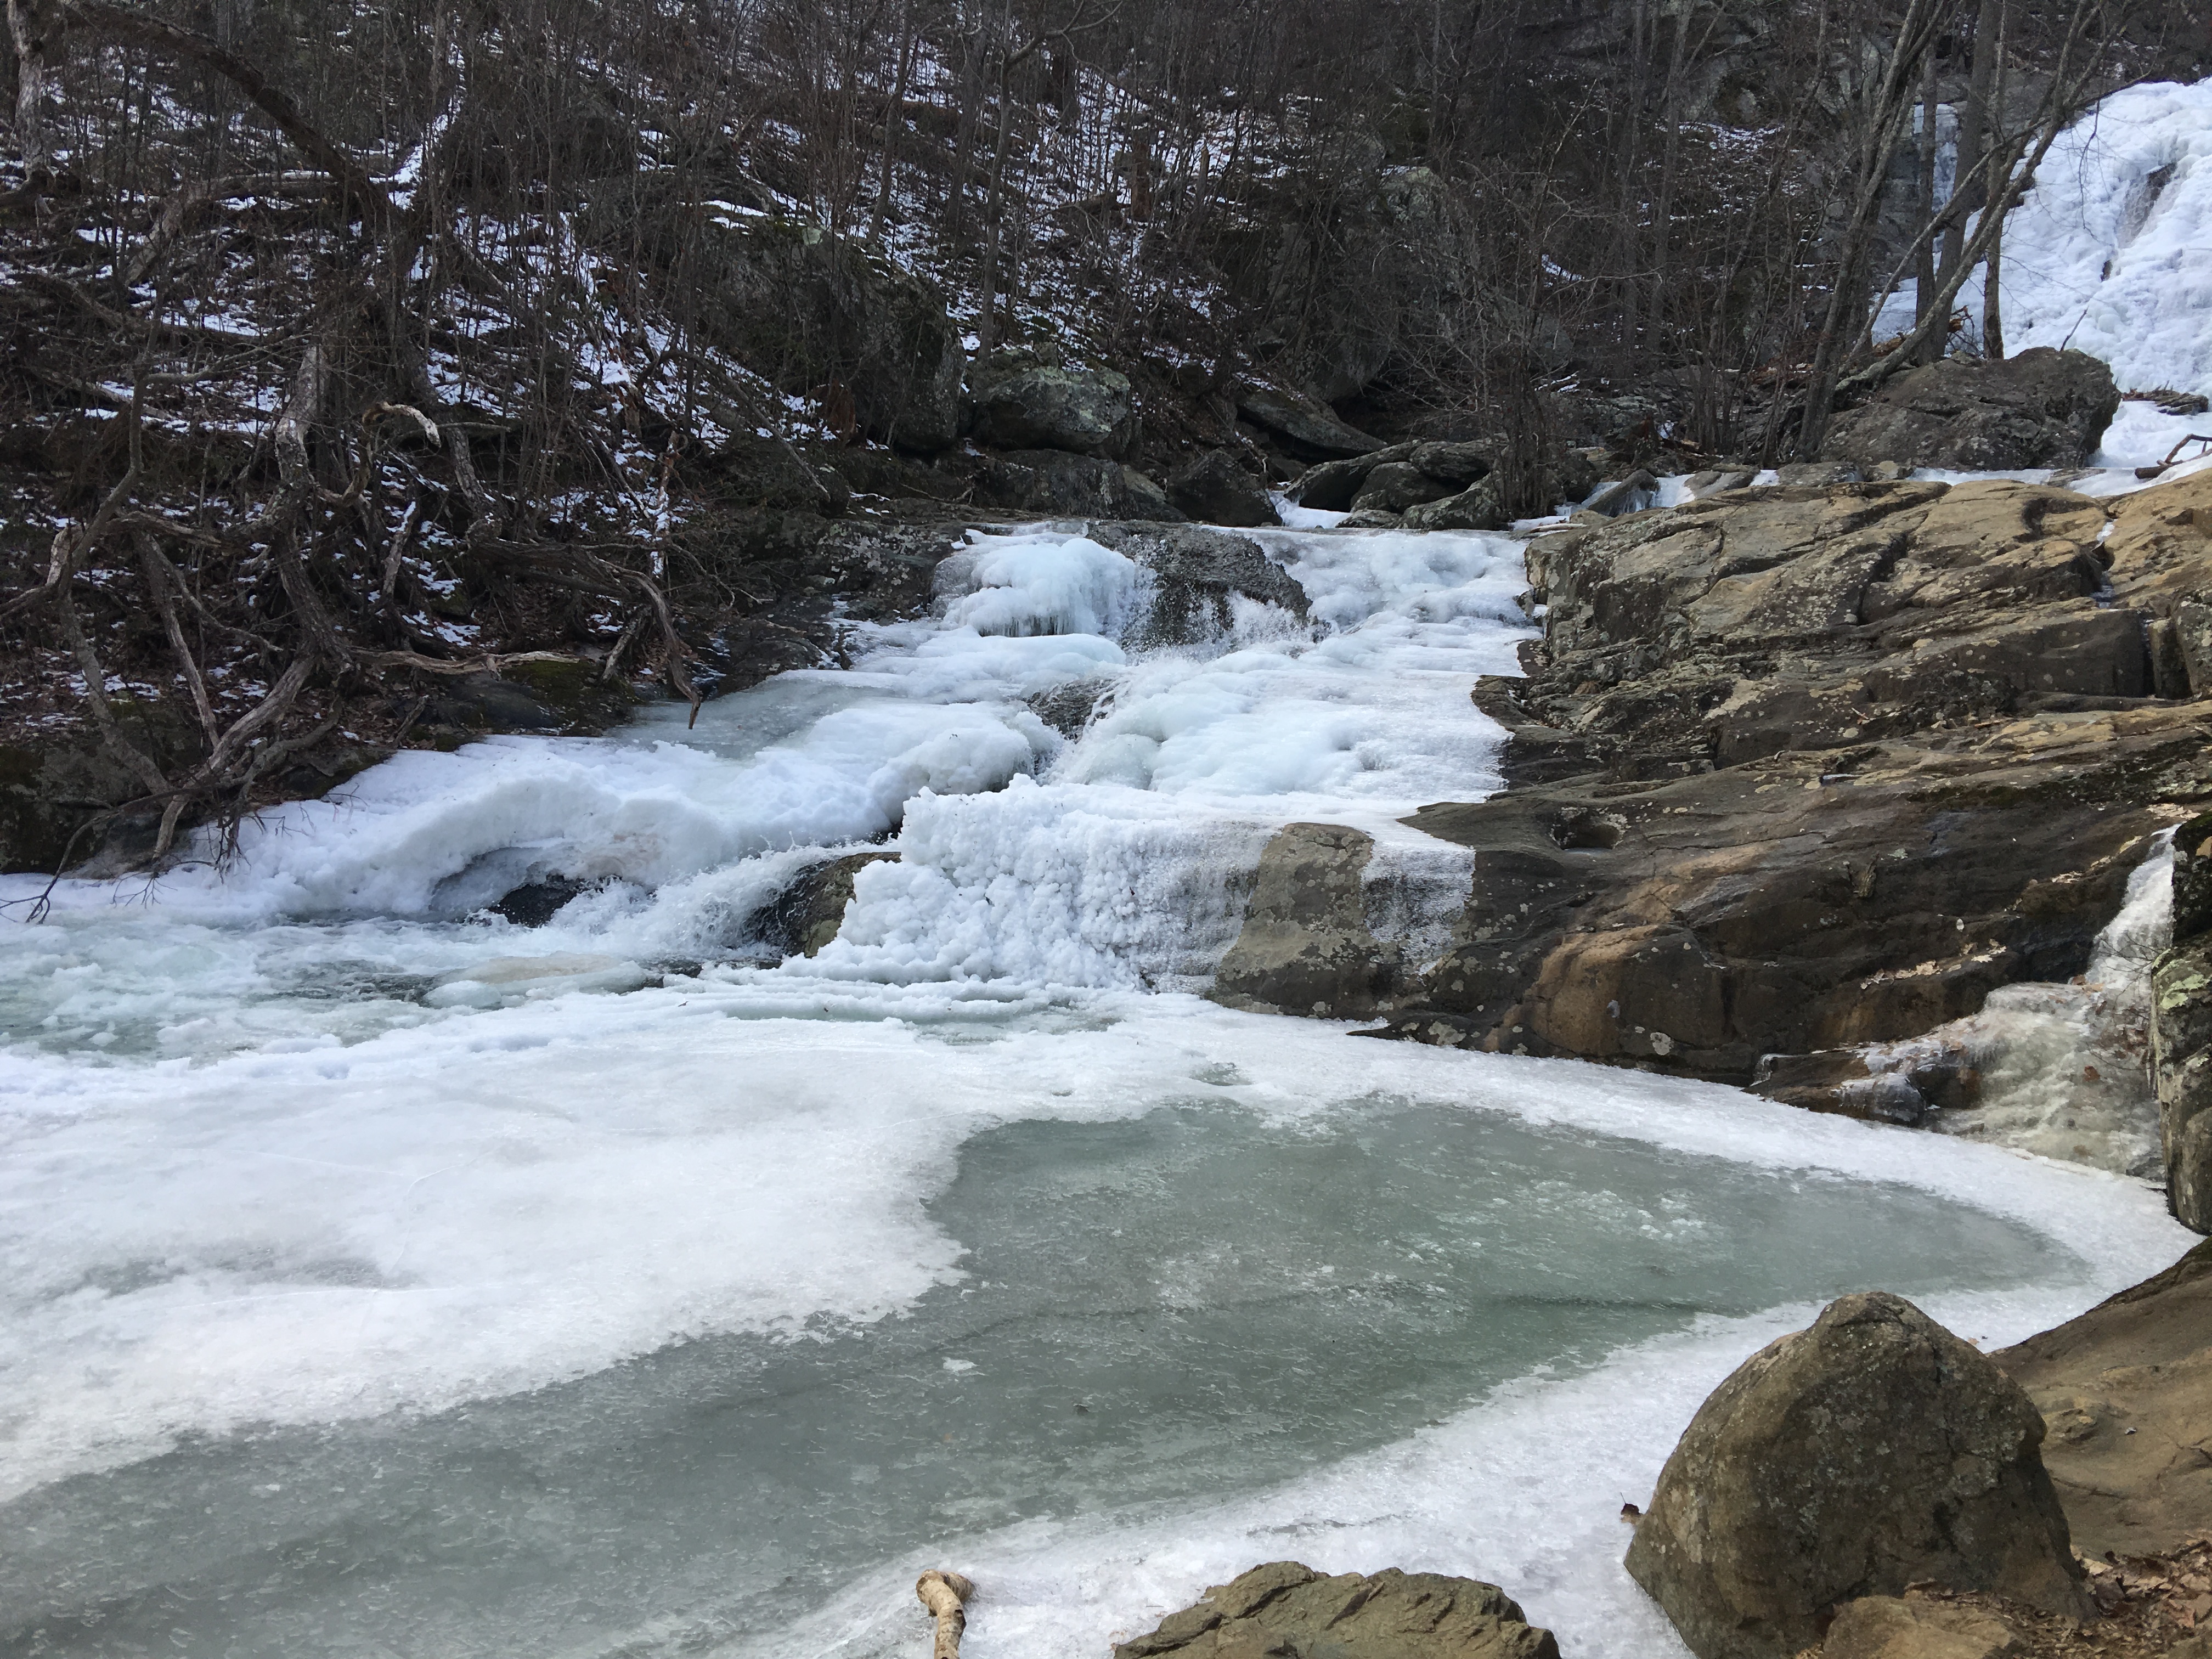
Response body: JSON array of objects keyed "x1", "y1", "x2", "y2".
[{"x1": 1328, "y1": 467, "x2": 2212, "y2": 1131}]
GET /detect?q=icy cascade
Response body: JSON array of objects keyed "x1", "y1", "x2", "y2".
[
  {"x1": 1984, "y1": 80, "x2": 2212, "y2": 402},
  {"x1": 0, "y1": 525, "x2": 1520, "y2": 1053},
  {"x1": 1852, "y1": 833, "x2": 2175, "y2": 1173}
]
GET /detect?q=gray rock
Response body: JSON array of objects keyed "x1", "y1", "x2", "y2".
[
  {"x1": 752, "y1": 851, "x2": 899, "y2": 958},
  {"x1": 1682, "y1": 469, "x2": 1755, "y2": 501},
  {"x1": 1408, "y1": 440, "x2": 1493, "y2": 486},
  {"x1": 1088, "y1": 524, "x2": 1307, "y2": 646},
  {"x1": 1353, "y1": 461, "x2": 1457, "y2": 514},
  {"x1": 1339, "y1": 507, "x2": 1404, "y2": 528},
  {"x1": 1291, "y1": 443, "x2": 1417, "y2": 510},
  {"x1": 1209, "y1": 823, "x2": 1402, "y2": 1018},
  {"x1": 1235, "y1": 383, "x2": 1387, "y2": 462},
  {"x1": 1624, "y1": 1291, "x2": 2091, "y2": 1659},
  {"x1": 1820, "y1": 348, "x2": 2121, "y2": 471},
  {"x1": 1165, "y1": 450, "x2": 1282, "y2": 527},
  {"x1": 1114, "y1": 1561, "x2": 1558, "y2": 1659},
  {"x1": 970, "y1": 360, "x2": 1136, "y2": 457},
  {"x1": 2176, "y1": 596, "x2": 2212, "y2": 697},
  {"x1": 1402, "y1": 478, "x2": 1507, "y2": 532},
  {"x1": 978, "y1": 450, "x2": 1182, "y2": 520},
  {"x1": 1120, "y1": 464, "x2": 1179, "y2": 521}
]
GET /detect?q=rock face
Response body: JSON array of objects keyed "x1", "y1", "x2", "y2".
[
  {"x1": 1995, "y1": 1238, "x2": 2212, "y2": 1559},
  {"x1": 1209, "y1": 824, "x2": 1402, "y2": 1018},
  {"x1": 1090, "y1": 524, "x2": 1309, "y2": 646},
  {"x1": 2159, "y1": 813, "x2": 2212, "y2": 1228},
  {"x1": 1368, "y1": 469, "x2": 2212, "y2": 1086},
  {"x1": 970, "y1": 358, "x2": 1137, "y2": 457},
  {"x1": 1114, "y1": 1561, "x2": 1558, "y2": 1659},
  {"x1": 1626, "y1": 1292, "x2": 2091, "y2": 1659},
  {"x1": 1166, "y1": 450, "x2": 1282, "y2": 527},
  {"x1": 1820, "y1": 348, "x2": 2120, "y2": 471}
]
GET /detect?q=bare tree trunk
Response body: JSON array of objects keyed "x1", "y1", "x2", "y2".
[
  {"x1": 1613, "y1": 0, "x2": 1652, "y2": 364},
  {"x1": 868, "y1": 0, "x2": 918, "y2": 245},
  {"x1": 1979, "y1": 0, "x2": 2009, "y2": 357},
  {"x1": 1647, "y1": 4, "x2": 1697, "y2": 369},
  {"x1": 1939, "y1": 0, "x2": 2001, "y2": 290},
  {"x1": 7, "y1": 0, "x2": 49, "y2": 173},
  {"x1": 1912, "y1": 49, "x2": 1939, "y2": 354},
  {"x1": 1795, "y1": 0, "x2": 1954, "y2": 458},
  {"x1": 973, "y1": 12, "x2": 1017, "y2": 358}
]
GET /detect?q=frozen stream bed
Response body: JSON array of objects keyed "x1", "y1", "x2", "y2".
[{"x1": 0, "y1": 519, "x2": 2194, "y2": 1659}]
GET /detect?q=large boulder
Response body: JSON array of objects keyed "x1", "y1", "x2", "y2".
[
  {"x1": 977, "y1": 450, "x2": 1177, "y2": 520},
  {"x1": 1088, "y1": 523, "x2": 1308, "y2": 646},
  {"x1": 1995, "y1": 1238, "x2": 2212, "y2": 1558},
  {"x1": 1114, "y1": 1561, "x2": 1557, "y2": 1659},
  {"x1": 1165, "y1": 449, "x2": 1282, "y2": 527},
  {"x1": 1293, "y1": 443, "x2": 1417, "y2": 510},
  {"x1": 1820, "y1": 348, "x2": 2120, "y2": 471},
  {"x1": 1402, "y1": 479, "x2": 1507, "y2": 532},
  {"x1": 970, "y1": 358, "x2": 1136, "y2": 457},
  {"x1": 1408, "y1": 440, "x2": 1492, "y2": 487},
  {"x1": 623, "y1": 201, "x2": 964, "y2": 451},
  {"x1": 1234, "y1": 382, "x2": 1386, "y2": 462},
  {"x1": 1209, "y1": 823, "x2": 1402, "y2": 1018},
  {"x1": 1625, "y1": 1292, "x2": 2091, "y2": 1659},
  {"x1": 1352, "y1": 460, "x2": 1456, "y2": 514}
]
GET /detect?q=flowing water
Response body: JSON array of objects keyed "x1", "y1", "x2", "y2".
[{"x1": 0, "y1": 520, "x2": 2192, "y2": 1659}]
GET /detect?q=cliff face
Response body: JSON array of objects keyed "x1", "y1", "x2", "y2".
[{"x1": 1360, "y1": 468, "x2": 2212, "y2": 1102}]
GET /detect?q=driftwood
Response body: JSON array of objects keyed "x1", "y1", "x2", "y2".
[{"x1": 916, "y1": 1570, "x2": 976, "y2": 1659}]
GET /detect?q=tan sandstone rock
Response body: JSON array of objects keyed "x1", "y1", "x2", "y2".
[
  {"x1": 1114, "y1": 1561, "x2": 1557, "y2": 1659},
  {"x1": 1819, "y1": 1593, "x2": 2027, "y2": 1659},
  {"x1": 1996, "y1": 1239, "x2": 2212, "y2": 1559},
  {"x1": 1626, "y1": 1291, "x2": 2089, "y2": 1659}
]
